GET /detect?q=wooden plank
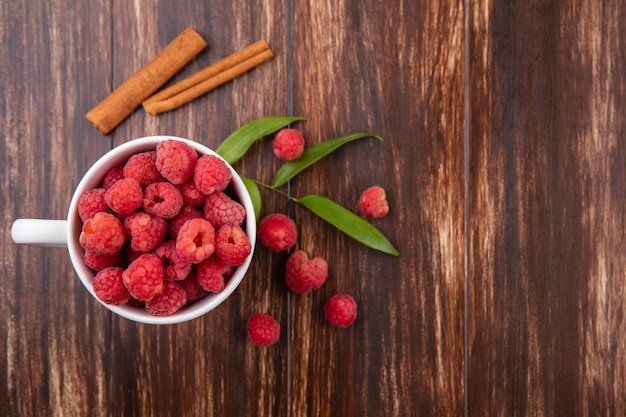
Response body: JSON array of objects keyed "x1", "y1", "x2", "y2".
[
  {"x1": 469, "y1": 1, "x2": 626, "y2": 415},
  {"x1": 291, "y1": 0, "x2": 466, "y2": 415},
  {"x1": 0, "y1": 1, "x2": 114, "y2": 416},
  {"x1": 102, "y1": 1, "x2": 291, "y2": 416}
]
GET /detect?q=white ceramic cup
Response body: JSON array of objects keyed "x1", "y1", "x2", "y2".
[{"x1": 11, "y1": 136, "x2": 256, "y2": 325}]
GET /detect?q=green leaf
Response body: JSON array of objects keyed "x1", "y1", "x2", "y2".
[
  {"x1": 241, "y1": 176, "x2": 262, "y2": 222},
  {"x1": 296, "y1": 194, "x2": 398, "y2": 256},
  {"x1": 273, "y1": 133, "x2": 383, "y2": 187},
  {"x1": 216, "y1": 116, "x2": 308, "y2": 164}
]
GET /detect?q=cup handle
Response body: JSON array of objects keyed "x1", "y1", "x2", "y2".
[{"x1": 11, "y1": 219, "x2": 68, "y2": 248}]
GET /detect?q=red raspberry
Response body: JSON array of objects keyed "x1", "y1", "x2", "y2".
[
  {"x1": 105, "y1": 178, "x2": 143, "y2": 215},
  {"x1": 122, "y1": 253, "x2": 164, "y2": 301},
  {"x1": 175, "y1": 218, "x2": 215, "y2": 263},
  {"x1": 324, "y1": 293, "x2": 358, "y2": 327},
  {"x1": 102, "y1": 165, "x2": 124, "y2": 189},
  {"x1": 84, "y1": 251, "x2": 121, "y2": 271},
  {"x1": 272, "y1": 128, "x2": 305, "y2": 161},
  {"x1": 196, "y1": 256, "x2": 233, "y2": 292},
  {"x1": 142, "y1": 182, "x2": 184, "y2": 219},
  {"x1": 214, "y1": 225, "x2": 251, "y2": 266},
  {"x1": 154, "y1": 240, "x2": 193, "y2": 281},
  {"x1": 77, "y1": 188, "x2": 108, "y2": 222},
  {"x1": 124, "y1": 211, "x2": 168, "y2": 253},
  {"x1": 168, "y1": 206, "x2": 203, "y2": 240},
  {"x1": 79, "y1": 212, "x2": 126, "y2": 255},
  {"x1": 194, "y1": 154, "x2": 231, "y2": 195},
  {"x1": 155, "y1": 139, "x2": 199, "y2": 185},
  {"x1": 257, "y1": 213, "x2": 298, "y2": 252},
  {"x1": 357, "y1": 185, "x2": 389, "y2": 218},
  {"x1": 177, "y1": 180, "x2": 206, "y2": 207},
  {"x1": 145, "y1": 281, "x2": 187, "y2": 316},
  {"x1": 247, "y1": 313, "x2": 280, "y2": 347},
  {"x1": 203, "y1": 191, "x2": 246, "y2": 229},
  {"x1": 92, "y1": 267, "x2": 130, "y2": 305},
  {"x1": 178, "y1": 273, "x2": 209, "y2": 304},
  {"x1": 123, "y1": 151, "x2": 164, "y2": 187},
  {"x1": 285, "y1": 250, "x2": 328, "y2": 294}
]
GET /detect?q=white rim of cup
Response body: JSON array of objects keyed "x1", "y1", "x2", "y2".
[{"x1": 67, "y1": 136, "x2": 256, "y2": 325}]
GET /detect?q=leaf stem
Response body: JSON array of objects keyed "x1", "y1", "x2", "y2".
[{"x1": 250, "y1": 178, "x2": 297, "y2": 202}]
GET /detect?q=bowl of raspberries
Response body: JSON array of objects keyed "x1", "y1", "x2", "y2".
[{"x1": 66, "y1": 136, "x2": 256, "y2": 324}]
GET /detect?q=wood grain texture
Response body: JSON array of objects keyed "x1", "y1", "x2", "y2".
[
  {"x1": 291, "y1": 0, "x2": 465, "y2": 415},
  {"x1": 470, "y1": 1, "x2": 626, "y2": 415}
]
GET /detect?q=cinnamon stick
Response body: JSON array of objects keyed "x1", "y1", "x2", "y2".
[
  {"x1": 142, "y1": 40, "x2": 273, "y2": 115},
  {"x1": 85, "y1": 27, "x2": 208, "y2": 135}
]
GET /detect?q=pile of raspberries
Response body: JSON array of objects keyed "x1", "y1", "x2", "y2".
[
  {"x1": 77, "y1": 139, "x2": 251, "y2": 317},
  {"x1": 247, "y1": 129, "x2": 390, "y2": 347}
]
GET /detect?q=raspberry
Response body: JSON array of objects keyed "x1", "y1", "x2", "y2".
[
  {"x1": 272, "y1": 128, "x2": 305, "y2": 161},
  {"x1": 214, "y1": 225, "x2": 251, "y2": 266},
  {"x1": 143, "y1": 182, "x2": 184, "y2": 219},
  {"x1": 154, "y1": 240, "x2": 193, "y2": 281},
  {"x1": 92, "y1": 267, "x2": 130, "y2": 305},
  {"x1": 123, "y1": 151, "x2": 164, "y2": 187},
  {"x1": 168, "y1": 206, "x2": 203, "y2": 240},
  {"x1": 79, "y1": 212, "x2": 126, "y2": 255},
  {"x1": 324, "y1": 293, "x2": 358, "y2": 327},
  {"x1": 357, "y1": 185, "x2": 389, "y2": 218},
  {"x1": 247, "y1": 313, "x2": 280, "y2": 347},
  {"x1": 194, "y1": 154, "x2": 231, "y2": 195},
  {"x1": 196, "y1": 256, "x2": 233, "y2": 292},
  {"x1": 122, "y1": 253, "x2": 164, "y2": 301},
  {"x1": 175, "y1": 218, "x2": 215, "y2": 263},
  {"x1": 102, "y1": 165, "x2": 124, "y2": 189},
  {"x1": 155, "y1": 139, "x2": 198, "y2": 185},
  {"x1": 84, "y1": 251, "x2": 121, "y2": 271},
  {"x1": 203, "y1": 191, "x2": 246, "y2": 229},
  {"x1": 105, "y1": 178, "x2": 143, "y2": 215},
  {"x1": 257, "y1": 213, "x2": 298, "y2": 252},
  {"x1": 124, "y1": 211, "x2": 168, "y2": 253},
  {"x1": 145, "y1": 281, "x2": 187, "y2": 316},
  {"x1": 285, "y1": 250, "x2": 328, "y2": 294},
  {"x1": 77, "y1": 188, "x2": 108, "y2": 222},
  {"x1": 178, "y1": 273, "x2": 208, "y2": 304},
  {"x1": 177, "y1": 180, "x2": 206, "y2": 207}
]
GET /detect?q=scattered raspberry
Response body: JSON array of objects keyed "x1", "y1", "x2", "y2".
[
  {"x1": 357, "y1": 185, "x2": 389, "y2": 218},
  {"x1": 168, "y1": 206, "x2": 203, "y2": 240},
  {"x1": 79, "y1": 212, "x2": 126, "y2": 255},
  {"x1": 92, "y1": 267, "x2": 130, "y2": 305},
  {"x1": 84, "y1": 251, "x2": 121, "y2": 271},
  {"x1": 272, "y1": 128, "x2": 305, "y2": 161},
  {"x1": 155, "y1": 139, "x2": 199, "y2": 185},
  {"x1": 215, "y1": 225, "x2": 252, "y2": 266},
  {"x1": 247, "y1": 313, "x2": 280, "y2": 347},
  {"x1": 102, "y1": 165, "x2": 124, "y2": 189},
  {"x1": 122, "y1": 253, "x2": 164, "y2": 301},
  {"x1": 178, "y1": 273, "x2": 209, "y2": 304},
  {"x1": 142, "y1": 182, "x2": 184, "y2": 219},
  {"x1": 123, "y1": 151, "x2": 164, "y2": 187},
  {"x1": 154, "y1": 240, "x2": 193, "y2": 281},
  {"x1": 77, "y1": 188, "x2": 108, "y2": 222},
  {"x1": 194, "y1": 154, "x2": 231, "y2": 195},
  {"x1": 285, "y1": 250, "x2": 328, "y2": 294},
  {"x1": 145, "y1": 281, "x2": 188, "y2": 316},
  {"x1": 175, "y1": 218, "x2": 216, "y2": 263},
  {"x1": 324, "y1": 293, "x2": 358, "y2": 327},
  {"x1": 104, "y1": 178, "x2": 143, "y2": 215},
  {"x1": 177, "y1": 180, "x2": 206, "y2": 207},
  {"x1": 124, "y1": 211, "x2": 168, "y2": 253},
  {"x1": 257, "y1": 213, "x2": 298, "y2": 252},
  {"x1": 196, "y1": 256, "x2": 234, "y2": 292},
  {"x1": 203, "y1": 191, "x2": 246, "y2": 229}
]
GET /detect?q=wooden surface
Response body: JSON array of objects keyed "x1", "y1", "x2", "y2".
[{"x1": 1, "y1": 1, "x2": 624, "y2": 416}]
